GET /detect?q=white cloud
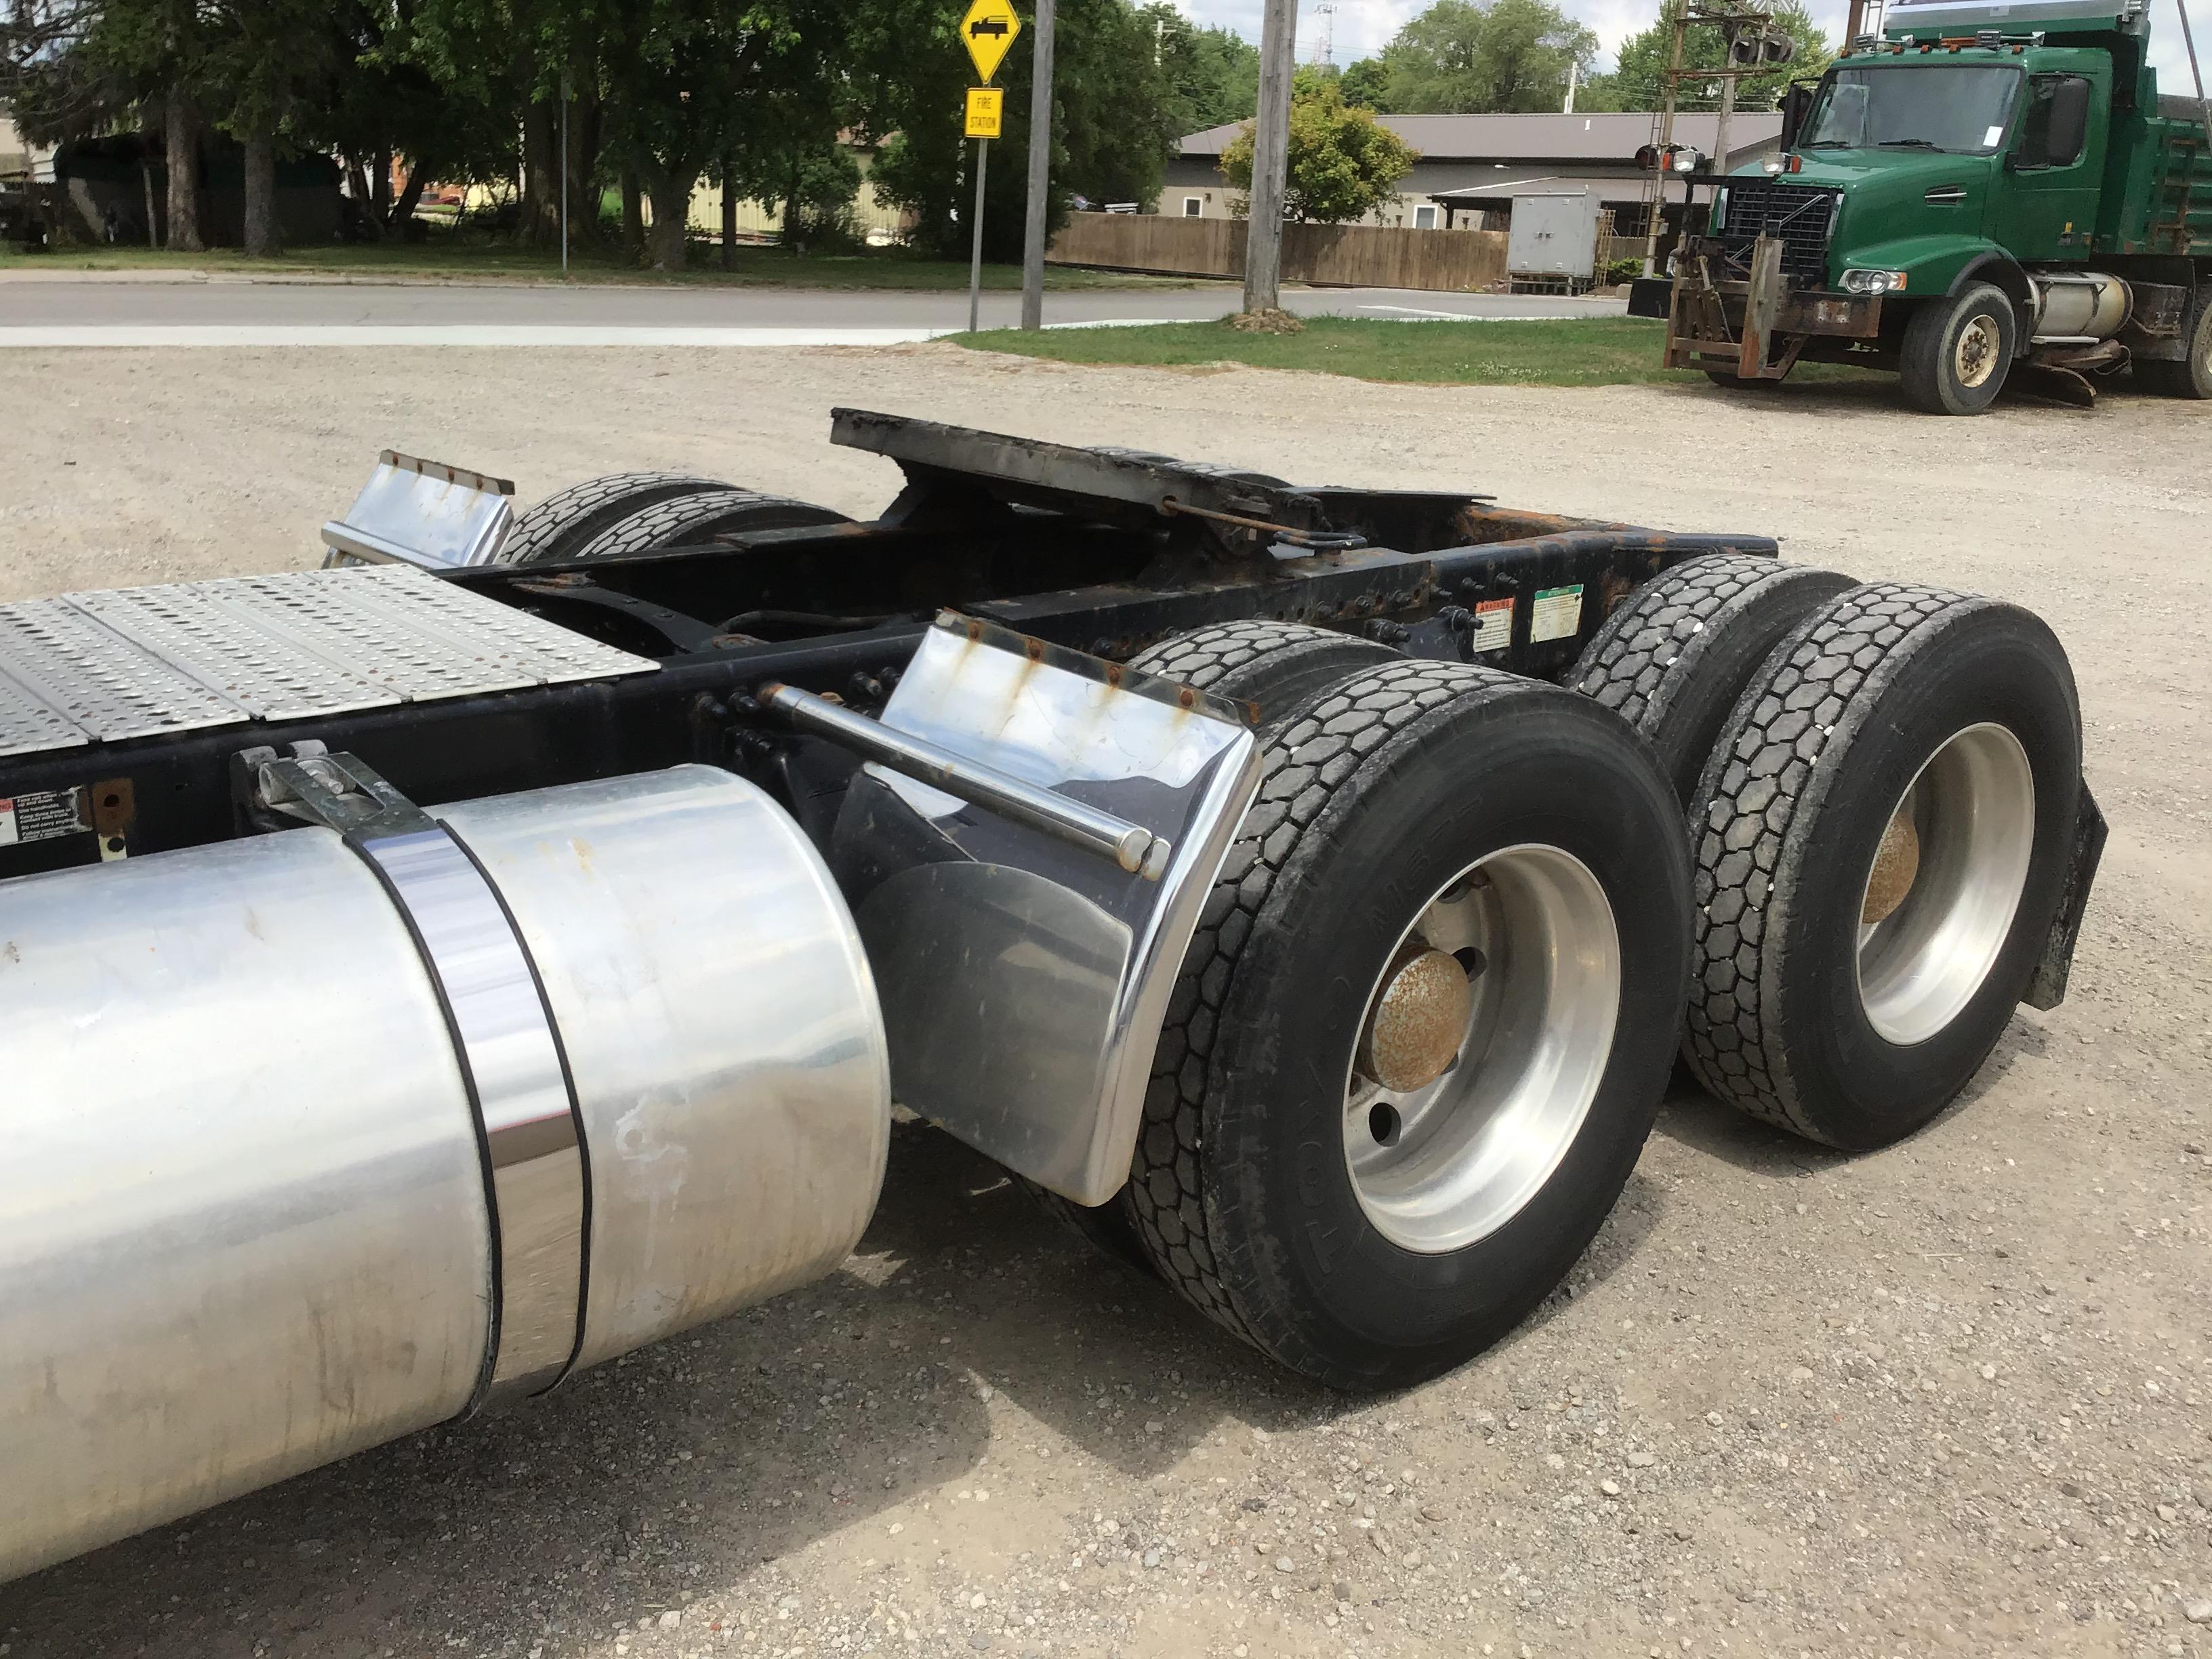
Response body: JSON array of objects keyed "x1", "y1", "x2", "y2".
[{"x1": 1168, "y1": 0, "x2": 2212, "y2": 83}]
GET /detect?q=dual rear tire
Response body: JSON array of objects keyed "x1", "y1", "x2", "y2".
[
  {"x1": 1053, "y1": 628, "x2": 1692, "y2": 1391},
  {"x1": 500, "y1": 472, "x2": 848, "y2": 565},
  {"x1": 1070, "y1": 563, "x2": 2085, "y2": 1391}
]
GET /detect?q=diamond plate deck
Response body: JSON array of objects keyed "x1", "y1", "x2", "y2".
[
  {"x1": 68, "y1": 581, "x2": 402, "y2": 722},
  {"x1": 0, "y1": 598, "x2": 249, "y2": 745},
  {"x1": 0, "y1": 565, "x2": 658, "y2": 758},
  {"x1": 0, "y1": 667, "x2": 89, "y2": 760}
]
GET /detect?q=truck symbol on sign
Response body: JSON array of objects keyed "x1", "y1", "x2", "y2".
[{"x1": 970, "y1": 16, "x2": 1007, "y2": 36}]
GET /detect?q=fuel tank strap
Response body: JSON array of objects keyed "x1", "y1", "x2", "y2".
[
  {"x1": 251, "y1": 747, "x2": 591, "y2": 1408},
  {"x1": 351, "y1": 824, "x2": 592, "y2": 1408}
]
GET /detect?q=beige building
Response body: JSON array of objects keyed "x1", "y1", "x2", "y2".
[
  {"x1": 1, "y1": 111, "x2": 55, "y2": 179},
  {"x1": 1158, "y1": 110, "x2": 1784, "y2": 234},
  {"x1": 686, "y1": 137, "x2": 909, "y2": 245}
]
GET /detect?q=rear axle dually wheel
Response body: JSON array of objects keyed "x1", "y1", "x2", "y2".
[{"x1": 1119, "y1": 661, "x2": 1692, "y2": 1391}]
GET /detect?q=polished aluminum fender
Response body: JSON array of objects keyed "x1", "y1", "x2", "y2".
[{"x1": 824, "y1": 616, "x2": 1263, "y2": 1206}]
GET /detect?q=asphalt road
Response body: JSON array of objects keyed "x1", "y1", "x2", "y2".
[{"x1": 0, "y1": 274, "x2": 1626, "y2": 345}]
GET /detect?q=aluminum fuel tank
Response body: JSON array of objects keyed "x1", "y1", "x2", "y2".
[{"x1": 0, "y1": 764, "x2": 888, "y2": 1582}]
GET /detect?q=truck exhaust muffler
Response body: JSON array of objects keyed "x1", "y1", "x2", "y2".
[{"x1": 0, "y1": 766, "x2": 889, "y2": 1582}]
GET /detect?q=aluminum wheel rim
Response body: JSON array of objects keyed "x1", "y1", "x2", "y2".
[
  {"x1": 1855, "y1": 723, "x2": 2035, "y2": 1046},
  {"x1": 1955, "y1": 317, "x2": 2001, "y2": 389},
  {"x1": 1342, "y1": 845, "x2": 1620, "y2": 1255}
]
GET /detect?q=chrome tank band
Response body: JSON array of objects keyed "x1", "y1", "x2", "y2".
[
  {"x1": 350, "y1": 823, "x2": 587, "y2": 1404},
  {"x1": 438, "y1": 767, "x2": 891, "y2": 1370}
]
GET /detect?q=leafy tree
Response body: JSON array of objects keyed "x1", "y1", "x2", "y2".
[
  {"x1": 859, "y1": 0, "x2": 1176, "y2": 261},
  {"x1": 1605, "y1": 0, "x2": 1832, "y2": 112},
  {"x1": 371, "y1": 0, "x2": 536, "y2": 239},
  {"x1": 1218, "y1": 79, "x2": 1418, "y2": 224},
  {"x1": 1141, "y1": 1, "x2": 1256, "y2": 133},
  {"x1": 591, "y1": 0, "x2": 850, "y2": 270},
  {"x1": 1378, "y1": 0, "x2": 1596, "y2": 114},
  {"x1": 732, "y1": 132, "x2": 862, "y2": 251},
  {"x1": 77, "y1": 0, "x2": 214, "y2": 247},
  {"x1": 1338, "y1": 56, "x2": 1391, "y2": 110},
  {"x1": 201, "y1": 0, "x2": 337, "y2": 254}
]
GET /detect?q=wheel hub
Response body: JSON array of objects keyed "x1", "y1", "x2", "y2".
[
  {"x1": 1855, "y1": 723, "x2": 2035, "y2": 1046},
  {"x1": 1343, "y1": 845, "x2": 1620, "y2": 1255},
  {"x1": 1956, "y1": 319, "x2": 1999, "y2": 390},
  {"x1": 1860, "y1": 807, "x2": 1922, "y2": 925},
  {"x1": 1357, "y1": 945, "x2": 1475, "y2": 1092}
]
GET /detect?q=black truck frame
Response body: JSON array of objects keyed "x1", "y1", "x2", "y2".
[{"x1": 0, "y1": 409, "x2": 1773, "y2": 878}]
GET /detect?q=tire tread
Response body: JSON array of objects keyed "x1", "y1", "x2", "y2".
[
  {"x1": 1682, "y1": 581, "x2": 1976, "y2": 1139},
  {"x1": 1124, "y1": 659, "x2": 1531, "y2": 1353}
]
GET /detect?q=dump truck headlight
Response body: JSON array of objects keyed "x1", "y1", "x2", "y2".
[{"x1": 1841, "y1": 268, "x2": 1907, "y2": 295}]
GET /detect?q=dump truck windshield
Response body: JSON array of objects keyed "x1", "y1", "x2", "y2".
[{"x1": 1800, "y1": 64, "x2": 2022, "y2": 154}]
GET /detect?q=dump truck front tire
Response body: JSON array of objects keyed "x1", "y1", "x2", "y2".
[
  {"x1": 1683, "y1": 583, "x2": 2082, "y2": 1149},
  {"x1": 1572, "y1": 554, "x2": 1856, "y2": 808},
  {"x1": 1900, "y1": 284, "x2": 2016, "y2": 415},
  {"x1": 1124, "y1": 662, "x2": 1691, "y2": 1391}
]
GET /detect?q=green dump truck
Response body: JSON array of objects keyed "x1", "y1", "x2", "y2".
[{"x1": 1635, "y1": 0, "x2": 2212, "y2": 411}]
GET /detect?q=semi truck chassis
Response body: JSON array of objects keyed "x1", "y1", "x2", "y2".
[{"x1": 0, "y1": 411, "x2": 2105, "y2": 1584}]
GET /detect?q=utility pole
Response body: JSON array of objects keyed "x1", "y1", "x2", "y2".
[
  {"x1": 1243, "y1": 0, "x2": 1297, "y2": 314},
  {"x1": 1019, "y1": 0, "x2": 1057, "y2": 331},
  {"x1": 559, "y1": 70, "x2": 570, "y2": 279},
  {"x1": 1564, "y1": 59, "x2": 1578, "y2": 113},
  {"x1": 1713, "y1": 64, "x2": 1736, "y2": 186}
]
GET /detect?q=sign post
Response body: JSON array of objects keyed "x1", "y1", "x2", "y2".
[{"x1": 959, "y1": 0, "x2": 1021, "y2": 333}]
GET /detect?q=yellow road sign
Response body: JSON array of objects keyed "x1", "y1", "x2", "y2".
[
  {"x1": 960, "y1": 0, "x2": 1021, "y2": 81},
  {"x1": 964, "y1": 87, "x2": 1004, "y2": 140}
]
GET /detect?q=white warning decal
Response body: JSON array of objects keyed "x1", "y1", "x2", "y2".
[
  {"x1": 0, "y1": 788, "x2": 88, "y2": 848},
  {"x1": 1530, "y1": 584, "x2": 1585, "y2": 644},
  {"x1": 1469, "y1": 597, "x2": 1515, "y2": 653}
]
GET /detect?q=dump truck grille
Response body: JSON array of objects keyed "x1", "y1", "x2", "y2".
[{"x1": 1715, "y1": 181, "x2": 1839, "y2": 287}]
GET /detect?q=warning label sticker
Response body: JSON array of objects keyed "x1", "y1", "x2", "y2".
[
  {"x1": 0, "y1": 788, "x2": 88, "y2": 849},
  {"x1": 1530, "y1": 584, "x2": 1585, "y2": 644},
  {"x1": 1468, "y1": 597, "x2": 1515, "y2": 654}
]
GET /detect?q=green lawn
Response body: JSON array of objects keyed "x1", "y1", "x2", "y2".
[
  {"x1": 958, "y1": 314, "x2": 1883, "y2": 388},
  {"x1": 0, "y1": 234, "x2": 1210, "y2": 292}
]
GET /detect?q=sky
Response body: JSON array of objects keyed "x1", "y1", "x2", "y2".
[{"x1": 1167, "y1": 0, "x2": 2201, "y2": 84}]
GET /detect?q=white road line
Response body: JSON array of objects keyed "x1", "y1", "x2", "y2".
[
  {"x1": 0, "y1": 325, "x2": 959, "y2": 348},
  {"x1": 1359, "y1": 303, "x2": 1482, "y2": 320}
]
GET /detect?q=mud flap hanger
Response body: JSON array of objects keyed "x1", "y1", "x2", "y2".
[{"x1": 764, "y1": 613, "x2": 1264, "y2": 1206}]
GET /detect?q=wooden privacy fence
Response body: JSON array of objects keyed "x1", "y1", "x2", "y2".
[{"x1": 1048, "y1": 212, "x2": 1511, "y2": 293}]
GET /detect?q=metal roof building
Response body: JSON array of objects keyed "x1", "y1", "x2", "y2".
[{"x1": 1158, "y1": 110, "x2": 1786, "y2": 230}]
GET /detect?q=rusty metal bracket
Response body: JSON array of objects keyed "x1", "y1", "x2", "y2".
[{"x1": 1160, "y1": 496, "x2": 1368, "y2": 552}]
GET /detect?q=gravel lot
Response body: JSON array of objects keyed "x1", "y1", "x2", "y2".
[{"x1": 1, "y1": 344, "x2": 2208, "y2": 1659}]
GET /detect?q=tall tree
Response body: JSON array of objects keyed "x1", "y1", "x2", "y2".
[
  {"x1": 1218, "y1": 78, "x2": 1418, "y2": 224},
  {"x1": 80, "y1": 0, "x2": 212, "y2": 247},
  {"x1": 1338, "y1": 56, "x2": 1391, "y2": 110},
  {"x1": 1141, "y1": 1, "x2": 1257, "y2": 133},
  {"x1": 1602, "y1": 0, "x2": 1831, "y2": 112},
  {"x1": 360, "y1": 0, "x2": 525, "y2": 241},
  {"x1": 203, "y1": 0, "x2": 334, "y2": 255},
  {"x1": 596, "y1": 0, "x2": 848, "y2": 271},
  {"x1": 1378, "y1": 0, "x2": 1596, "y2": 114}
]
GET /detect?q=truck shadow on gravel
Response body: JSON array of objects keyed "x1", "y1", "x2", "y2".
[
  {"x1": 1648, "y1": 1013, "x2": 2039, "y2": 1176},
  {"x1": 1, "y1": 1117, "x2": 1620, "y2": 1659}
]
